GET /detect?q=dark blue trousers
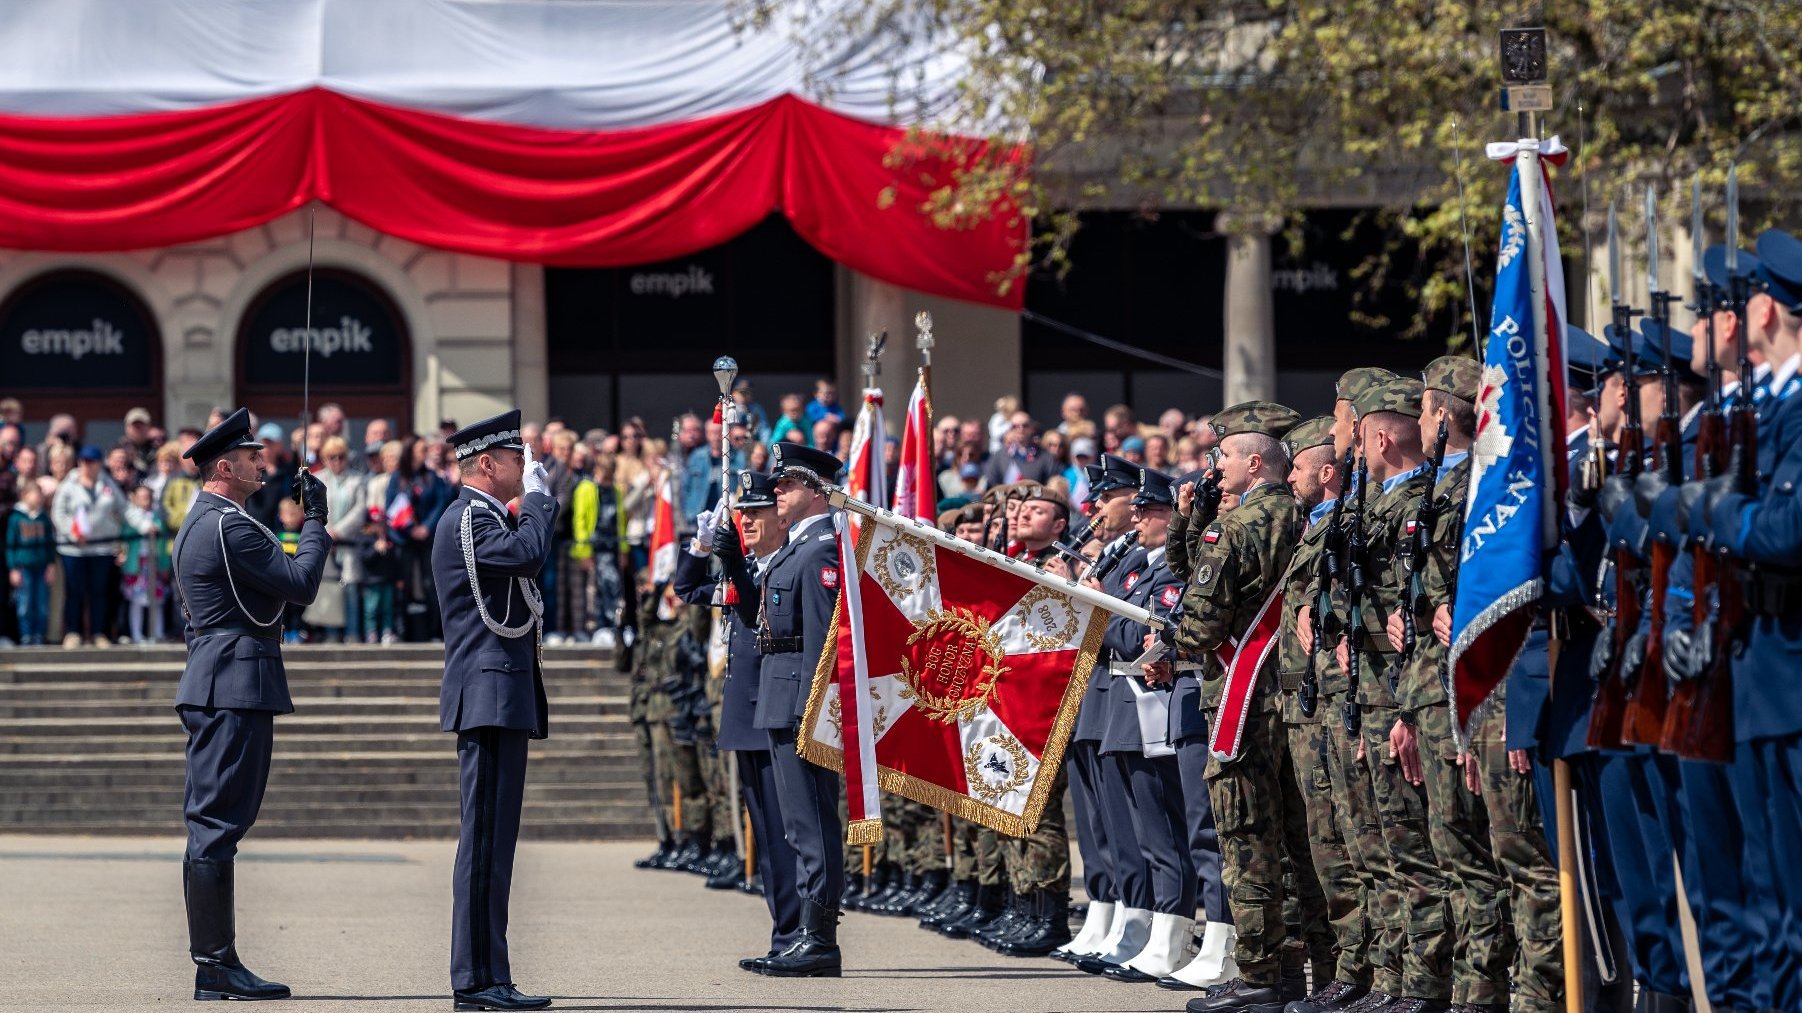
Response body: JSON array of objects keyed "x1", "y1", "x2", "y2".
[
  {"x1": 1594, "y1": 751, "x2": 1686, "y2": 996},
  {"x1": 1100, "y1": 751, "x2": 1153, "y2": 909},
  {"x1": 180, "y1": 706, "x2": 274, "y2": 861},
  {"x1": 1124, "y1": 751, "x2": 1195, "y2": 916},
  {"x1": 1065, "y1": 739, "x2": 1116, "y2": 904},
  {"x1": 767, "y1": 727, "x2": 843, "y2": 905},
  {"x1": 1678, "y1": 756, "x2": 1769, "y2": 1011},
  {"x1": 451, "y1": 727, "x2": 528, "y2": 992},
  {"x1": 1175, "y1": 737, "x2": 1228, "y2": 923},
  {"x1": 1754, "y1": 735, "x2": 1802, "y2": 1011},
  {"x1": 738, "y1": 748, "x2": 801, "y2": 952}
]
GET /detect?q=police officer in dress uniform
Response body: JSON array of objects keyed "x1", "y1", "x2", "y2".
[
  {"x1": 1051, "y1": 464, "x2": 1127, "y2": 959},
  {"x1": 1098, "y1": 466, "x2": 1202, "y2": 984},
  {"x1": 671, "y1": 470, "x2": 805, "y2": 971},
  {"x1": 174, "y1": 408, "x2": 329, "y2": 1002},
  {"x1": 432, "y1": 410, "x2": 557, "y2": 1012},
  {"x1": 1699, "y1": 228, "x2": 1802, "y2": 1013},
  {"x1": 1062, "y1": 455, "x2": 1158, "y2": 970},
  {"x1": 747, "y1": 442, "x2": 846, "y2": 978}
]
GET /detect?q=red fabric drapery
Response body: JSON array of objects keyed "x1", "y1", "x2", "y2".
[{"x1": 0, "y1": 88, "x2": 1024, "y2": 309}]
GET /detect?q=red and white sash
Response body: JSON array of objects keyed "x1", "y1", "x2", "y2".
[{"x1": 1209, "y1": 585, "x2": 1285, "y2": 763}]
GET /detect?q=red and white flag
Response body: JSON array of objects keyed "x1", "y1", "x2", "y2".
[
  {"x1": 802, "y1": 510, "x2": 1151, "y2": 837},
  {"x1": 892, "y1": 375, "x2": 936, "y2": 524},
  {"x1": 833, "y1": 388, "x2": 887, "y2": 842},
  {"x1": 384, "y1": 491, "x2": 414, "y2": 532},
  {"x1": 649, "y1": 465, "x2": 678, "y2": 584}
]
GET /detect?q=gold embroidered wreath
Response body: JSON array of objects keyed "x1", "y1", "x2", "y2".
[
  {"x1": 898, "y1": 606, "x2": 1008, "y2": 725},
  {"x1": 963, "y1": 734, "x2": 1032, "y2": 802}
]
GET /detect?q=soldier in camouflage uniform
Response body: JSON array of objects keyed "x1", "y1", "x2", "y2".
[
  {"x1": 1380, "y1": 357, "x2": 1512, "y2": 1013},
  {"x1": 1169, "y1": 401, "x2": 1303, "y2": 1013},
  {"x1": 1411, "y1": 358, "x2": 1563, "y2": 1013},
  {"x1": 692, "y1": 606, "x2": 740, "y2": 883},
  {"x1": 1296, "y1": 367, "x2": 1411, "y2": 1010},
  {"x1": 1340, "y1": 375, "x2": 1453, "y2": 1012},
  {"x1": 1276, "y1": 415, "x2": 1371, "y2": 1009},
  {"x1": 637, "y1": 582, "x2": 712, "y2": 870},
  {"x1": 628, "y1": 569, "x2": 675, "y2": 869}
]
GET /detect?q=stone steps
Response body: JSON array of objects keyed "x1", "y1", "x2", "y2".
[{"x1": 0, "y1": 644, "x2": 657, "y2": 840}]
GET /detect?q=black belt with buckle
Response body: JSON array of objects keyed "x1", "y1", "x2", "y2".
[
  {"x1": 757, "y1": 634, "x2": 803, "y2": 655},
  {"x1": 192, "y1": 624, "x2": 281, "y2": 642}
]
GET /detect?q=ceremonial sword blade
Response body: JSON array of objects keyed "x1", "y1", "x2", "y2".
[
  {"x1": 1690, "y1": 174, "x2": 1704, "y2": 282},
  {"x1": 1725, "y1": 166, "x2": 1739, "y2": 273},
  {"x1": 1607, "y1": 201, "x2": 1622, "y2": 306}
]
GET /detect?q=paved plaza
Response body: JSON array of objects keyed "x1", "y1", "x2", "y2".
[{"x1": 0, "y1": 836, "x2": 1179, "y2": 1013}]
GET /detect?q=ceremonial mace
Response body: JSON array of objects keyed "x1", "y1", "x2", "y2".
[{"x1": 710, "y1": 356, "x2": 749, "y2": 870}]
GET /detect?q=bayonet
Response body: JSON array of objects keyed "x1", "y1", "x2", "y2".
[{"x1": 1608, "y1": 201, "x2": 1623, "y2": 307}]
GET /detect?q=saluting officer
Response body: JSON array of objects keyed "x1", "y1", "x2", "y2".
[
  {"x1": 671, "y1": 470, "x2": 804, "y2": 971},
  {"x1": 173, "y1": 407, "x2": 329, "y2": 1002},
  {"x1": 431, "y1": 410, "x2": 557, "y2": 1013},
  {"x1": 750, "y1": 442, "x2": 847, "y2": 978}
]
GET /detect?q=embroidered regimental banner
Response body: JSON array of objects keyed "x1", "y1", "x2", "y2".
[{"x1": 798, "y1": 516, "x2": 1112, "y2": 837}]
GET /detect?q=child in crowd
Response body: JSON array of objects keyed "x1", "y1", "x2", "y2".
[
  {"x1": 119, "y1": 484, "x2": 171, "y2": 644},
  {"x1": 6, "y1": 483, "x2": 55, "y2": 646},
  {"x1": 769, "y1": 393, "x2": 807, "y2": 447},
  {"x1": 276, "y1": 498, "x2": 306, "y2": 643},
  {"x1": 359, "y1": 504, "x2": 400, "y2": 644}
]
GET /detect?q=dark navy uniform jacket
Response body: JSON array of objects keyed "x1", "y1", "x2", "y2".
[
  {"x1": 433, "y1": 486, "x2": 558, "y2": 739},
  {"x1": 1074, "y1": 540, "x2": 1148, "y2": 743},
  {"x1": 1100, "y1": 548, "x2": 1183, "y2": 754},
  {"x1": 754, "y1": 512, "x2": 840, "y2": 732},
  {"x1": 673, "y1": 547, "x2": 767, "y2": 752},
  {"x1": 1525, "y1": 436, "x2": 1610, "y2": 757},
  {"x1": 173, "y1": 491, "x2": 329, "y2": 713},
  {"x1": 1709, "y1": 379, "x2": 1802, "y2": 742}
]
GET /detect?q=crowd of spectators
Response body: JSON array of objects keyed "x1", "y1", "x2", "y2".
[{"x1": 0, "y1": 384, "x2": 1218, "y2": 649}]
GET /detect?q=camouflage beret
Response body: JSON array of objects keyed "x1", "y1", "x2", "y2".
[
  {"x1": 936, "y1": 508, "x2": 963, "y2": 533},
  {"x1": 981, "y1": 483, "x2": 1012, "y2": 507},
  {"x1": 1211, "y1": 400, "x2": 1302, "y2": 441},
  {"x1": 959, "y1": 503, "x2": 985, "y2": 527},
  {"x1": 1336, "y1": 367, "x2": 1398, "y2": 404},
  {"x1": 1280, "y1": 415, "x2": 1336, "y2": 460},
  {"x1": 1354, "y1": 376, "x2": 1425, "y2": 420},
  {"x1": 1422, "y1": 355, "x2": 1481, "y2": 401}
]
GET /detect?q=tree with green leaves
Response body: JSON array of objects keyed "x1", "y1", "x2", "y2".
[{"x1": 753, "y1": 1, "x2": 1802, "y2": 341}]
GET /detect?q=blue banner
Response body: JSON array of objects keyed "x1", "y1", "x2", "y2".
[{"x1": 1449, "y1": 157, "x2": 1551, "y2": 737}]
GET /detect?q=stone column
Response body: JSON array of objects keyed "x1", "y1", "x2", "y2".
[
  {"x1": 511, "y1": 262, "x2": 549, "y2": 424},
  {"x1": 1219, "y1": 213, "x2": 1279, "y2": 406}
]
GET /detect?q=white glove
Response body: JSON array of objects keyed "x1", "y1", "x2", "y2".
[
  {"x1": 696, "y1": 506, "x2": 719, "y2": 545},
  {"x1": 522, "y1": 440, "x2": 549, "y2": 498}
]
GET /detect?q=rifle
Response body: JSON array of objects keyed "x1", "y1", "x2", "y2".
[
  {"x1": 1341, "y1": 455, "x2": 1369, "y2": 737},
  {"x1": 1587, "y1": 201, "x2": 1645, "y2": 751},
  {"x1": 1664, "y1": 166, "x2": 1745, "y2": 762},
  {"x1": 1624, "y1": 185, "x2": 1682, "y2": 745},
  {"x1": 1085, "y1": 531, "x2": 1141, "y2": 584},
  {"x1": 1389, "y1": 416, "x2": 1450, "y2": 698},
  {"x1": 1302, "y1": 446, "x2": 1355, "y2": 719}
]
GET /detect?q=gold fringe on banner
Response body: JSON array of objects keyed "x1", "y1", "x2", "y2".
[{"x1": 846, "y1": 818, "x2": 884, "y2": 846}]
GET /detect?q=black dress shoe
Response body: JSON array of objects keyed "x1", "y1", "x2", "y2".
[
  {"x1": 738, "y1": 948, "x2": 781, "y2": 974},
  {"x1": 1157, "y1": 973, "x2": 1205, "y2": 990},
  {"x1": 452, "y1": 983, "x2": 552, "y2": 1010},
  {"x1": 1103, "y1": 964, "x2": 1159, "y2": 983},
  {"x1": 1073, "y1": 955, "x2": 1118, "y2": 975},
  {"x1": 1287, "y1": 980, "x2": 1369, "y2": 1013},
  {"x1": 1186, "y1": 978, "x2": 1285, "y2": 1013},
  {"x1": 759, "y1": 901, "x2": 842, "y2": 978},
  {"x1": 194, "y1": 962, "x2": 291, "y2": 1001}
]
